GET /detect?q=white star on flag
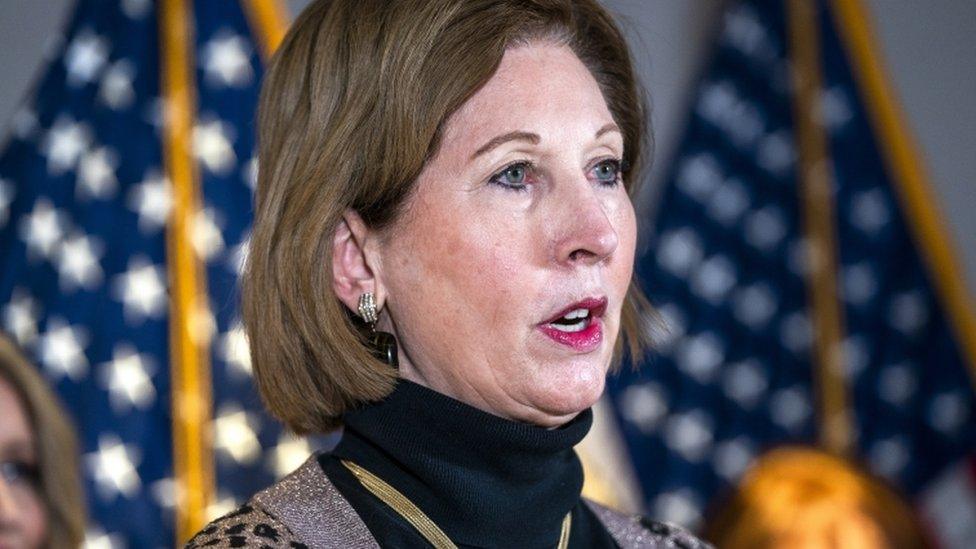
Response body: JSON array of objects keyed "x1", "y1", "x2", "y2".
[
  {"x1": 201, "y1": 31, "x2": 254, "y2": 88},
  {"x1": 676, "y1": 331, "x2": 724, "y2": 383},
  {"x1": 2, "y1": 288, "x2": 41, "y2": 346},
  {"x1": 144, "y1": 96, "x2": 167, "y2": 131},
  {"x1": 206, "y1": 492, "x2": 240, "y2": 523},
  {"x1": 150, "y1": 477, "x2": 181, "y2": 510},
  {"x1": 42, "y1": 116, "x2": 92, "y2": 175},
  {"x1": 18, "y1": 198, "x2": 69, "y2": 261},
  {"x1": 219, "y1": 322, "x2": 252, "y2": 378},
  {"x1": 121, "y1": 0, "x2": 151, "y2": 19},
  {"x1": 85, "y1": 434, "x2": 142, "y2": 500},
  {"x1": 769, "y1": 387, "x2": 812, "y2": 432},
  {"x1": 664, "y1": 410, "x2": 714, "y2": 462},
  {"x1": 56, "y1": 232, "x2": 104, "y2": 292},
  {"x1": 267, "y1": 434, "x2": 313, "y2": 479},
  {"x1": 98, "y1": 343, "x2": 156, "y2": 412},
  {"x1": 712, "y1": 437, "x2": 755, "y2": 481},
  {"x1": 64, "y1": 30, "x2": 109, "y2": 87},
  {"x1": 654, "y1": 489, "x2": 703, "y2": 531},
  {"x1": 226, "y1": 234, "x2": 250, "y2": 276},
  {"x1": 869, "y1": 437, "x2": 910, "y2": 480},
  {"x1": 83, "y1": 528, "x2": 124, "y2": 549},
  {"x1": 98, "y1": 59, "x2": 136, "y2": 111},
  {"x1": 127, "y1": 169, "x2": 172, "y2": 233},
  {"x1": 193, "y1": 118, "x2": 236, "y2": 174},
  {"x1": 77, "y1": 146, "x2": 119, "y2": 200},
  {"x1": 191, "y1": 207, "x2": 225, "y2": 261},
  {"x1": 243, "y1": 156, "x2": 258, "y2": 191},
  {"x1": 111, "y1": 256, "x2": 167, "y2": 323},
  {"x1": 850, "y1": 187, "x2": 891, "y2": 236},
  {"x1": 38, "y1": 317, "x2": 89, "y2": 381},
  {"x1": 722, "y1": 358, "x2": 769, "y2": 409},
  {"x1": 619, "y1": 383, "x2": 668, "y2": 434},
  {"x1": 820, "y1": 85, "x2": 853, "y2": 132},
  {"x1": 214, "y1": 403, "x2": 262, "y2": 465}
]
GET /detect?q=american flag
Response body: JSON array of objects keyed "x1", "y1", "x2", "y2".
[
  {"x1": 0, "y1": 1, "x2": 322, "y2": 546},
  {"x1": 605, "y1": 0, "x2": 976, "y2": 544}
]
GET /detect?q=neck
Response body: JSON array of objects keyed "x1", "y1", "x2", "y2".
[{"x1": 331, "y1": 379, "x2": 591, "y2": 546}]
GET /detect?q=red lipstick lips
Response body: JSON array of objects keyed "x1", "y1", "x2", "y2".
[{"x1": 539, "y1": 296, "x2": 607, "y2": 352}]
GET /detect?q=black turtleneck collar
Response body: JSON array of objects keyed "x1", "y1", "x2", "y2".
[{"x1": 326, "y1": 379, "x2": 592, "y2": 547}]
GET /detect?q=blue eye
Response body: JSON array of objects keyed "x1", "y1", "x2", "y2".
[
  {"x1": 489, "y1": 161, "x2": 532, "y2": 191},
  {"x1": 591, "y1": 158, "x2": 623, "y2": 185},
  {"x1": 0, "y1": 460, "x2": 40, "y2": 487}
]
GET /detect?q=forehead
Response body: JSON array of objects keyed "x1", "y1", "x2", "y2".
[{"x1": 440, "y1": 43, "x2": 617, "y2": 150}]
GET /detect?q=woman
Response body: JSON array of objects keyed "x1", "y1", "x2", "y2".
[
  {"x1": 0, "y1": 333, "x2": 86, "y2": 549},
  {"x1": 189, "y1": 0, "x2": 711, "y2": 547}
]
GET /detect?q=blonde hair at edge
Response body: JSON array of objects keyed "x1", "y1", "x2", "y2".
[
  {"x1": 0, "y1": 334, "x2": 86, "y2": 548},
  {"x1": 244, "y1": 0, "x2": 653, "y2": 434},
  {"x1": 705, "y1": 447, "x2": 930, "y2": 549}
]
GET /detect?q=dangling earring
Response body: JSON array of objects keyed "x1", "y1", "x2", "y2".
[{"x1": 358, "y1": 292, "x2": 398, "y2": 369}]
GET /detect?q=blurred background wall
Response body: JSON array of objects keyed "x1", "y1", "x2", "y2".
[{"x1": 1, "y1": 0, "x2": 974, "y2": 293}]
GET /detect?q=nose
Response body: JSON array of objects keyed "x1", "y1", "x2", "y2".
[{"x1": 552, "y1": 182, "x2": 619, "y2": 266}]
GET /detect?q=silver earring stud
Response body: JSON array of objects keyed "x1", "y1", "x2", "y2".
[
  {"x1": 358, "y1": 292, "x2": 378, "y2": 324},
  {"x1": 357, "y1": 291, "x2": 398, "y2": 369}
]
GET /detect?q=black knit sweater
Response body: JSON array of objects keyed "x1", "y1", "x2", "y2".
[{"x1": 318, "y1": 379, "x2": 619, "y2": 548}]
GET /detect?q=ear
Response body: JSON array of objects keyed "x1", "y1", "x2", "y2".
[{"x1": 332, "y1": 209, "x2": 384, "y2": 316}]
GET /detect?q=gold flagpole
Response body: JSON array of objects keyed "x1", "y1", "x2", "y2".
[
  {"x1": 160, "y1": 0, "x2": 215, "y2": 541},
  {"x1": 787, "y1": 0, "x2": 852, "y2": 456}
]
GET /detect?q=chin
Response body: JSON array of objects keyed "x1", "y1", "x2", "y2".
[{"x1": 521, "y1": 358, "x2": 608, "y2": 427}]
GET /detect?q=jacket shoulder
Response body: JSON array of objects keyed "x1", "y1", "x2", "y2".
[
  {"x1": 186, "y1": 454, "x2": 379, "y2": 549},
  {"x1": 585, "y1": 499, "x2": 714, "y2": 549},
  {"x1": 183, "y1": 503, "x2": 308, "y2": 548}
]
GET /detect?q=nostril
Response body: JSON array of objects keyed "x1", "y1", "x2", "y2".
[
  {"x1": 565, "y1": 226, "x2": 618, "y2": 264},
  {"x1": 569, "y1": 249, "x2": 591, "y2": 262}
]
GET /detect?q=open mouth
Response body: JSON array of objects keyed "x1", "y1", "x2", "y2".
[
  {"x1": 543, "y1": 296, "x2": 608, "y2": 329},
  {"x1": 548, "y1": 307, "x2": 593, "y2": 333},
  {"x1": 539, "y1": 296, "x2": 607, "y2": 352}
]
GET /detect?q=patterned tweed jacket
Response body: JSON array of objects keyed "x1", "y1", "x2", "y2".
[{"x1": 186, "y1": 454, "x2": 713, "y2": 548}]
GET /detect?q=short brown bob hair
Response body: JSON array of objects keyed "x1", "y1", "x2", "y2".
[
  {"x1": 244, "y1": 0, "x2": 652, "y2": 433},
  {"x1": 0, "y1": 333, "x2": 86, "y2": 548}
]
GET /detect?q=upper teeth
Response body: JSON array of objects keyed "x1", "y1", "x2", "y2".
[{"x1": 563, "y1": 308, "x2": 589, "y2": 320}]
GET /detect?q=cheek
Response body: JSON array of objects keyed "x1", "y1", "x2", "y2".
[
  {"x1": 386, "y1": 199, "x2": 532, "y2": 334},
  {"x1": 437, "y1": 227, "x2": 527, "y2": 322},
  {"x1": 612, "y1": 196, "x2": 638, "y2": 281},
  {"x1": 22, "y1": 493, "x2": 49, "y2": 548}
]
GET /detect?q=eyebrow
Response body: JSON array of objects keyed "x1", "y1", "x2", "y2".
[
  {"x1": 471, "y1": 131, "x2": 540, "y2": 159},
  {"x1": 595, "y1": 122, "x2": 621, "y2": 139},
  {"x1": 470, "y1": 123, "x2": 622, "y2": 160}
]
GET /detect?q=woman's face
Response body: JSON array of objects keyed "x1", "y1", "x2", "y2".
[
  {"x1": 0, "y1": 377, "x2": 47, "y2": 549},
  {"x1": 375, "y1": 43, "x2": 637, "y2": 427}
]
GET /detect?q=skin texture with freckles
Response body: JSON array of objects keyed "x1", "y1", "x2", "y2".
[
  {"x1": 368, "y1": 43, "x2": 637, "y2": 428},
  {"x1": 0, "y1": 377, "x2": 47, "y2": 549}
]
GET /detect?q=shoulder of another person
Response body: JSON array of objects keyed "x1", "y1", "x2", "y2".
[
  {"x1": 185, "y1": 452, "x2": 378, "y2": 549},
  {"x1": 584, "y1": 499, "x2": 714, "y2": 549}
]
